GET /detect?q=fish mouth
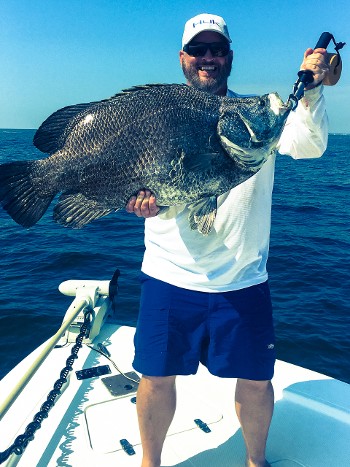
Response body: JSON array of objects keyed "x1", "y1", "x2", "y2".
[
  {"x1": 218, "y1": 92, "x2": 291, "y2": 169},
  {"x1": 220, "y1": 96, "x2": 289, "y2": 169},
  {"x1": 268, "y1": 92, "x2": 288, "y2": 116},
  {"x1": 242, "y1": 93, "x2": 290, "y2": 146}
]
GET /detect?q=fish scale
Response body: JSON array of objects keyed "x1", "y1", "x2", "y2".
[{"x1": 0, "y1": 84, "x2": 290, "y2": 235}]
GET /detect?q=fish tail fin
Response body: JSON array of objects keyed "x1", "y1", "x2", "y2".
[{"x1": 0, "y1": 160, "x2": 56, "y2": 227}]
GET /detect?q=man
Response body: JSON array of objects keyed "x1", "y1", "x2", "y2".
[{"x1": 126, "y1": 13, "x2": 328, "y2": 467}]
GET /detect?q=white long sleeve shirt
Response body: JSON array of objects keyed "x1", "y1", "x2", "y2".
[{"x1": 141, "y1": 86, "x2": 328, "y2": 292}]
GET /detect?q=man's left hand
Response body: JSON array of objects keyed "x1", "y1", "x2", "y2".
[{"x1": 125, "y1": 189, "x2": 160, "y2": 218}]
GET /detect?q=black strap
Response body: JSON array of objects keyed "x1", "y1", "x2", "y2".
[{"x1": 109, "y1": 269, "x2": 121, "y2": 313}]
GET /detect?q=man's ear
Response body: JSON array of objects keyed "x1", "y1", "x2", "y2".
[{"x1": 179, "y1": 50, "x2": 185, "y2": 65}]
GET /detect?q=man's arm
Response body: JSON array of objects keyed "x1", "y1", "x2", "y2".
[{"x1": 278, "y1": 48, "x2": 329, "y2": 159}]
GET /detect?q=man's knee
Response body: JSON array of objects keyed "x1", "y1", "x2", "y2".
[
  {"x1": 140, "y1": 375, "x2": 176, "y2": 390},
  {"x1": 236, "y1": 378, "x2": 272, "y2": 394}
]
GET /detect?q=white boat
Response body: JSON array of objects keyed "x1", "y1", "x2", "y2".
[{"x1": 0, "y1": 276, "x2": 349, "y2": 467}]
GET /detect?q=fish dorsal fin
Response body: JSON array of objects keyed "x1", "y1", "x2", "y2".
[
  {"x1": 34, "y1": 84, "x2": 185, "y2": 155},
  {"x1": 188, "y1": 196, "x2": 217, "y2": 235},
  {"x1": 118, "y1": 83, "x2": 185, "y2": 96},
  {"x1": 33, "y1": 102, "x2": 96, "y2": 154}
]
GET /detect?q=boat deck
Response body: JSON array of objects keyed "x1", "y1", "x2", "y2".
[{"x1": 1, "y1": 323, "x2": 350, "y2": 467}]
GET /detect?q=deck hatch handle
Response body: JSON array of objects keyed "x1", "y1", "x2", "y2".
[
  {"x1": 120, "y1": 438, "x2": 136, "y2": 455},
  {"x1": 194, "y1": 418, "x2": 211, "y2": 433}
]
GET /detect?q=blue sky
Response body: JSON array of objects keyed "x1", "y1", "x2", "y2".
[{"x1": 1, "y1": 0, "x2": 349, "y2": 133}]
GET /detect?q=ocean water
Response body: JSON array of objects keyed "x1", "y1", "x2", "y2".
[{"x1": 0, "y1": 130, "x2": 349, "y2": 383}]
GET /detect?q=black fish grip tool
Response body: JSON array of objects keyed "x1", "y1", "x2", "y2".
[{"x1": 287, "y1": 32, "x2": 346, "y2": 110}]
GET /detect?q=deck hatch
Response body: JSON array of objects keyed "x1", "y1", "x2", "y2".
[
  {"x1": 101, "y1": 372, "x2": 140, "y2": 397},
  {"x1": 85, "y1": 389, "x2": 222, "y2": 453}
]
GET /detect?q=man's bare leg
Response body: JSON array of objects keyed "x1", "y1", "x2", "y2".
[
  {"x1": 136, "y1": 375, "x2": 176, "y2": 467},
  {"x1": 235, "y1": 379, "x2": 274, "y2": 467}
]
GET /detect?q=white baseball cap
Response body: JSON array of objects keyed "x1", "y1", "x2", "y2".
[{"x1": 182, "y1": 13, "x2": 232, "y2": 49}]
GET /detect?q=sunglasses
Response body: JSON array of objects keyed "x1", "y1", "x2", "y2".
[{"x1": 183, "y1": 42, "x2": 230, "y2": 57}]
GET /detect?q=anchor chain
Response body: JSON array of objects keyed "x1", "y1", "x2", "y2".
[{"x1": 0, "y1": 306, "x2": 94, "y2": 464}]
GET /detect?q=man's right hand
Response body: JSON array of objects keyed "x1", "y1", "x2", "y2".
[{"x1": 125, "y1": 189, "x2": 160, "y2": 218}]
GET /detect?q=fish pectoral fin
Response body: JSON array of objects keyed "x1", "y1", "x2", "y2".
[
  {"x1": 157, "y1": 206, "x2": 170, "y2": 216},
  {"x1": 53, "y1": 192, "x2": 113, "y2": 228},
  {"x1": 183, "y1": 152, "x2": 219, "y2": 172},
  {"x1": 188, "y1": 196, "x2": 217, "y2": 235},
  {"x1": 157, "y1": 204, "x2": 187, "y2": 220}
]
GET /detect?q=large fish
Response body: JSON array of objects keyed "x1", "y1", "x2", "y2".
[{"x1": 0, "y1": 84, "x2": 290, "y2": 235}]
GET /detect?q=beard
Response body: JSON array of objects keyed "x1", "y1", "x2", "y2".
[{"x1": 181, "y1": 56, "x2": 233, "y2": 94}]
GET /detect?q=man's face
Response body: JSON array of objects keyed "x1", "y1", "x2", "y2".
[{"x1": 179, "y1": 31, "x2": 233, "y2": 96}]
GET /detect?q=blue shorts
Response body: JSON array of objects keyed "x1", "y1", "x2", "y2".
[{"x1": 132, "y1": 274, "x2": 276, "y2": 380}]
